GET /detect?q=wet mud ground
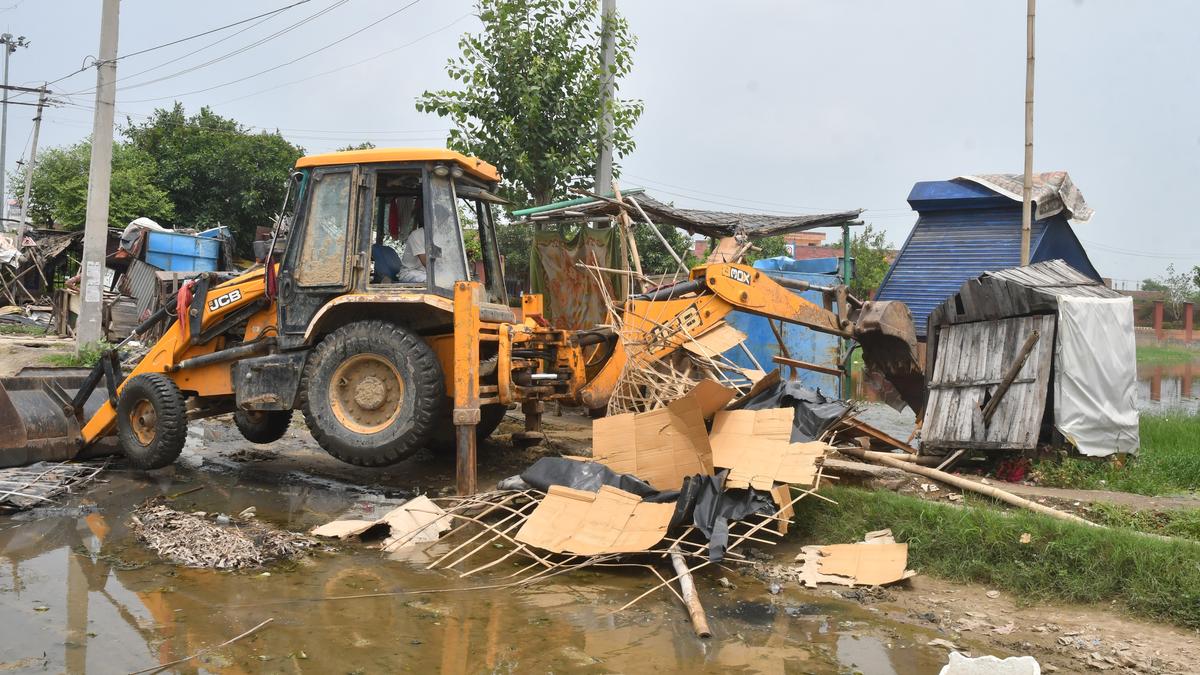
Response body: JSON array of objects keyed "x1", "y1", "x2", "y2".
[
  {"x1": 3, "y1": 412, "x2": 1199, "y2": 673},
  {"x1": 0, "y1": 412, "x2": 964, "y2": 674}
]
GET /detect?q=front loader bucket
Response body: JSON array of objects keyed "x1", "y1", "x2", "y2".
[
  {"x1": 852, "y1": 300, "x2": 926, "y2": 413},
  {"x1": 0, "y1": 367, "x2": 114, "y2": 468}
]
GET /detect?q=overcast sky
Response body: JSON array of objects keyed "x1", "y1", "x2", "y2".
[{"x1": 1, "y1": 0, "x2": 1197, "y2": 283}]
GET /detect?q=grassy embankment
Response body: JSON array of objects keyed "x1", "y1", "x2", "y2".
[
  {"x1": 43, "y1": 342, "x2": 109, "y2": 368},
  {"x1": 791, "y1": 485, "x2": 1200, "y2": 629},
  {"x1": 1136, "y1": 342, "x2": 1200, "y2": 364},
  {"x1": 1033, "y1": 413, "x2": 1200, "y2": 496}
]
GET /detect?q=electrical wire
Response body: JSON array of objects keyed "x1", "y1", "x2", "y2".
[
  {"x1": 216, "y1": 12, "x2": 472, "y2": 106},
  {"x1": 1080, "y1": 238, "x2": 1200, "y2": 260},
  {"x1": 38, "y1": 0, "x2": 313, "y2": 89},
  {"x1": 68, "y1": 0, "x2": 347, "y2": 97},
  {"x1": 624, "y1": 171, "x2": 914, "y2": 216},
  {"x1": 123, "y1": 0, "x2": 427, "y2": 104}
]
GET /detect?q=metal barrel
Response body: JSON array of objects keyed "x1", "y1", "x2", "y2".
[{"x1": 0, "y1": 367, "x2": 113, "y2": 468}]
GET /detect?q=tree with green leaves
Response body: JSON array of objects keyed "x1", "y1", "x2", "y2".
[
  {"x1": 122, "y1": 104, "x2": 304, "y2": 256},
  {"x1": 16, "y1": 140, "x2": 174, "y2": 229},
  {"x1": 416, "y1": 0, "x2": 643, "y2": 207},
  {"x1": 633, "y1": 222, "x2": 696, "y2": 276},
  {"x1": 849, "y1": 224, "x2": 892, "y2": 298},
  {"x1": 745, "y1": 236, "x2": 788, "y2": 264}
]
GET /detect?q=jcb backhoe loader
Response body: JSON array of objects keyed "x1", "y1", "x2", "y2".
[{"x1": 0, "y1": 148, "x2": 923, "y2": 494}]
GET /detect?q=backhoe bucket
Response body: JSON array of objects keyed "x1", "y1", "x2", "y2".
[
  {"x1": 852, "y1": 300, "x2": 926, "y2": 413},
  {"x1": 0, "y1": 367, "x2": 114, "y2": 468}
]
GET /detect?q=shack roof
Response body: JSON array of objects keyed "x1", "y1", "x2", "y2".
[
  {"x1": 928, "y1": 259, "x2": 1120, "y2": 330},
  {"x1": 294, "y1": 147, "x2": 500, "y2": 182},
  {"x1": 517, "y1": 191, "x2": 863, "y2": 240}
]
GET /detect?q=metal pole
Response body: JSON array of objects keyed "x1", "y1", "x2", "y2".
[
  {"x1": 17, "y1": 85, "x2": 45, "y2": 238},
  {"x1": 594, "y1": 0, "x2": 616, "y2": 195},
  {"x1": 1020, "y1": 0, "x2": 1036, "y2": 266},
  {"x1": 78, "y1": 0, "x2": 120, "y2": 347}
]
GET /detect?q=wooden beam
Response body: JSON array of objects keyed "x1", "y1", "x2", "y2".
[
  {"x1": 980, "y1": 330, "x2": 1040, "y2": 424},
  {"x1": 772, "y1": 355, "x2": 842, "y2": 377}
]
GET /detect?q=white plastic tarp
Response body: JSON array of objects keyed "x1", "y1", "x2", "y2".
[{"x1": 1053, "y1": 296, "x2": 1139, "y2": 456}]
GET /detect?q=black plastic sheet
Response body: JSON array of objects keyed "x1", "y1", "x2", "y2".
[
  {"x1": 519, "y1": 457, "x2": 679, "y2": 503},
  {"x1": 732, "y1": 379, "x2": 850, "y2": 441}
]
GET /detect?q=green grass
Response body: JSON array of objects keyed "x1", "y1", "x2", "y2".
[
  {"x1": 1136, "y1": 343, "x2": 1200, "y2": 364},
  {"x1": 0, "y1": 323, "x2": 48, "y2": 336},
  {"x1": 1033, "y1": 413, "x2": 1200, "y2": 496},
  {"x1": 1087, "y1": 502, "x2": 1200, "y2": 542},
  {"x1": 792, "y1": 486, "x2": 1200, "y2": 629},
  {"x1": 43, "y1": 342, "x2": 109, "y2": 368}
]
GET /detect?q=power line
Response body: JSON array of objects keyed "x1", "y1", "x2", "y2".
[
  {"x1": 1081, "y1": 237, "x2": 1200, "y2": 261},
  {"x1": 624, "y1": 171, "x2": 914, "y2": 216},
  {"x1": 124, "y1": 0, "x2": 426, "y2": 104},
  {"x1": 68, "y1": 0, "x2": 347, "y2": 97},
  {"x1": 217, "y1": 12, "x2": 472, "y2": 106},
  {"x1": 40, "y1": 0, "x2": 313, "y2": 89}
]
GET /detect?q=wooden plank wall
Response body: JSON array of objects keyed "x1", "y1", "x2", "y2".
[{"x1": 923, "y1": 314, "x2": 1057, "y2": 450}]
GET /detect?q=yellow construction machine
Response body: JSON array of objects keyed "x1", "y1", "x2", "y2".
[{"x1": 0, "y1": 148, "x2": 923, "y2": 493}]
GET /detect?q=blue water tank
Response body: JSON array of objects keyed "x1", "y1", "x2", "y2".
[{"x1": 144, "y1": 230, "x2": 221, "y2": 272}]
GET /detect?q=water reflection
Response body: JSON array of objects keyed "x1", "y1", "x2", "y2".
[
  {"x1": 1, "y1": 471, "x2": 958, "y2": 674},
  {"x1": 1138, "y1": 361, "x2": 1200, "y2": 413}
]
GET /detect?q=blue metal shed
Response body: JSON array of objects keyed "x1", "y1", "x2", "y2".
[
  {"x1": 876, "y1": 178, "x2": 1102, "y2": 339},
  {"x1": 722, "y1": 256, "x2": 843, "y2": 394}
]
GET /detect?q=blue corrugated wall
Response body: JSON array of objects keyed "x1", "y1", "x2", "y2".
[
  {"x1": 722, "y1": 257, "x2": 842, "y2": 394},
  {"x1": 876, "y1": 179, "x2": 1102, "y2": 338}
]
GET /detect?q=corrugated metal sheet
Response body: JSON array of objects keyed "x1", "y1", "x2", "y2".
[
  {"x1": 875, "y1": 206, "x2": 1050, "y2": 338},
  {"x1": 123, "y1": 259, "x2": 163, "y2": 322}
]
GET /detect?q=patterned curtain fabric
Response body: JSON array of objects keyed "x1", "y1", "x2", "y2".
[{"x1": 530, "y1": 225, "x2": 622, "y2": 330}]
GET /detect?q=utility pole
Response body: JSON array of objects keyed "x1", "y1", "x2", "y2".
[
  {"x1": 594, "y1": 0, "x2": 616, "y2": 196},
  {"x1": 1020, "y1": 0, "x2": 1036, "y2": 266},
  {"x1": 16, "y1": 84, "x2": 46, "y2": 239},
  {"x1": 78, "y1": 0, "x2": 120, "y2": 347},
  {"x1": 0, "y1": 33, "x2": 29, "y2": 226}
]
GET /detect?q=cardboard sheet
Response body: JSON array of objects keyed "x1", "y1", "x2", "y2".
[
  {"x1": 310, "y1": 495, "x2": 452, "y2": 553},
  {"x1": 708, "y1": 409, "x2": 826, "y2": 490},
  {"x1": 592, "y1": 396, "x2": 713, "y2": 490},
  {"x1": 794, "y1": 529, "x2": 916, "y2": 587},
  {"x1": 515, "y1": 485, "x2": 675, "y2": 555},
  {"x1": 680, "y1": 322, "x2": 747, "y2": 360},
  {"x1": 685, "y1": 379, "x2": 737, "y2": 418}
]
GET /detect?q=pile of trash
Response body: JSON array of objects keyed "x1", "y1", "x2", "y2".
[{"x1": 131, "y1": 501, "x2": 319, "y2": 569}]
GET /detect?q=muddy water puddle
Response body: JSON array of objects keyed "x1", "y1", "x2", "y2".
[{"x1": 3, "y1": 467, "x2": 957, "y2": 673}]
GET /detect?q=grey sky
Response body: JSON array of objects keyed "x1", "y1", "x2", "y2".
[{"x1": 2, "y1": 0, "x2": 1197, "y2": 283}]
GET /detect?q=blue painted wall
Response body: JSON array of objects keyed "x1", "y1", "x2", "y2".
[
  {"x1": 722, "y1": 257, "x2": 842, "y2": 394},
  {"x1": 876, "y1": 179, "x2": 1102, "y2": 338}
]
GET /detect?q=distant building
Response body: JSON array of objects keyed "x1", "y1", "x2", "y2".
[{"x1": 876, "y1": 173, "x2": 1101, "y2": 339}]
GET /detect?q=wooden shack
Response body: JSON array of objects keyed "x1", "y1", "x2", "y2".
[{"x1": 922, "y1": 260, "x2": 1138, "y2": 456}]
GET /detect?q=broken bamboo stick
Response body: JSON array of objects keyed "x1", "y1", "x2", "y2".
[
  {"x1": 669, "y1": 544, "x2": 712, "y2": 638},
  {"x1": 772, "y1": 355, "x2": 843, "y2": 377},
  {"x1": 981, "y1": 330, "x2": 1040, "y2": 424},
  {"x1": 838, "y1": 446, "x2": 1099, "y2": 527}
]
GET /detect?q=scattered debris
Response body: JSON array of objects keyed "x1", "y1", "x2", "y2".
[
  {"x1": 938, "y1": 651, "x2": 1041, "y2": 675},
  {"x1": 132, "y1": 501, "x2": 317, "y2": 569},
  {"x1": 311, "y1": 495, "x2": 452, "y2": 554},
  {"x1": 791, "y1": 529, "x2": 916, "y2": 588},
  {"x1": 0, "y1": 461, "x2": 106, "y2": 512}
]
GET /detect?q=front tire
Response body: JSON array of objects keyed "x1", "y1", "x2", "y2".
[
  {"x1": 116, "y1": 373, "x2": 188, "y2": 470},
  {"x1": 300, "y1": 320, "x2": 443, "y2": 466},
  {"x1": 234, "y1": 409, "x2": 292, "y2": 444}
]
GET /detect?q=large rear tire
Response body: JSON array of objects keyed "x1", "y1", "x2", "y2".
[
  {"x1": 234, "y1": 409, "x2": 292, "y2": 444},
  {"x1": 116, "y1": 373, "x2": 188, "y2": 470},
  {"x1": 300, "y1": 320, "x2": 443, "y2": 466}
]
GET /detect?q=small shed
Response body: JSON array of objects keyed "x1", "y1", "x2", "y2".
[
  {"x1": 923, "y1": 260, "x2": 1138, "y2": 457},
  {"x1": 876, "y1": 172, "x2": 1101, "y2": 340}
]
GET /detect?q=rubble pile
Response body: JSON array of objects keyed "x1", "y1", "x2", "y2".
[{"x1": 131, "y1": 501, "x2": 318, "y2": 569}]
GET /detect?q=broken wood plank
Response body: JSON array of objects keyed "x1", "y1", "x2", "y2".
[{"x1": 982, "y1": 330, "x2": 1041, "y2": 424}]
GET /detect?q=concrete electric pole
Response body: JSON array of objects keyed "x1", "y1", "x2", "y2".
[
  {"x1": 1020, "y1": 0, "x2": 1036, "y2": 266},
  {"x1": 77, "y1": 0, "x2": 120, "y2": 347},
  {"x1": 17, "y1": 85, "x2": 46, "y2": 239},
  {"x1": 594, "y1": 0, "x2": 616, "y2": 196},
  {"x1": 0, "y1": 33, "x2": 29, "y2": 225}
]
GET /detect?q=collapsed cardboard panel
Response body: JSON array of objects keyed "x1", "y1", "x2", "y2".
[
  {"x1": 680, "y1": 322, "x2": 748, "y2": 360},
  {"x1": 793, "y1": 529, "x2": 916, "y2": 587},
  {"x1": 771, "y1": 484, "x2": 794, "y2": 535},
  {"x1": 592, "y1": 395, "x2": 713, "y2": 490},
  {"x1": 310, "y1": 495, "x2": 452, "y2": 553},
  {"x1": 515, "y1": 485, "x2": 675, "y2": 555},
  {"x1": 709, "y1": 409, "x2": 826, "y2": 490},
  {"x1": 684, "y1": 379, "x2": 737, "y2": 418}
]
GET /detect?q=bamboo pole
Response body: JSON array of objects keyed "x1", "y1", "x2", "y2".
[
  {"x1": 669, "y1": 545, "x2": 712, "y2": 638},
  {"x1": 838, "y1": 446, "x2": 1099, "y2": 527}
]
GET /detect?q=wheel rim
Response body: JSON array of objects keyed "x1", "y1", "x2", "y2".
[
  {"x1": 128, "y1": 399, "x2": 158, "y2": 446},
  {"x1": 328, "y1": 353, "x2": 405, "y2": 434}
]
